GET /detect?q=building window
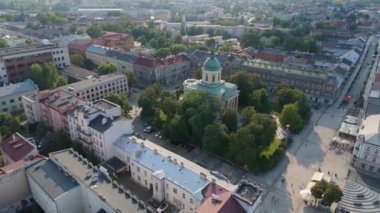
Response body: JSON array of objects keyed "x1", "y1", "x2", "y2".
[
  {"x1": 138, "y1": 176, "x2": 141, "y2": 181},
  {"x1": 190, "y1": 198, "x2": 193, "y2": 204},
  {"x1": 173, "y1": 188, "x2": 177, "y2": 194},
  {"x1": 137, "y1": 166, "x2": 140, "y2": 172},
  {"x1": 1, "y1": 101, "x2": 5, "y2": 105},
  {"x1": 9, "y1": 99, "x2": 14, "y2": 103},
  {"x1": 18, "y1": 97, "x2": 22, "y2": 101},
  {"x1": 166, "y1": 183, "x2": 168, "y2": 189},
  {"x1": 361, "y1": 163, "x2": 366, "y2": 169},
  {"x1": 373, "y1": 158, "x2": 377, "y2": 162},
  {"x1": 205, "y1": 75, "x2": 208, "y2": 81},
  {"x1": 183, "y1": 193, "x2": 185, "y2": 199},
  {"x1": 370, "y1": 166, "x2": 374, "y2": 171},
  {"x1": 212, "y1": 75, "x2": 215, "y2": 82},
  {"x1": 144, "y1": 171, "x2": 147, "y2": 177},
  {"x1": 155, "y1": 183, "x2": 158, "y2": 191}
]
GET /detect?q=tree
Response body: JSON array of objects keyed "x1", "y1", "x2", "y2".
[
  {"x1": 219, "y1": 43, "x2": 232, "y2": 52},
  {"x1": 29, "y1": 63, "x2": 67, "y2": 90},
  {"x1": 248, "y1": 113, "x2": 277, "y2": 147},
  {"x1": 0, "y1": 39, "x2": 9, "y2": 48},
  {"x1": 0, "y1": 112, "x2": 20, "y2": 137},
  {"x1": 174, "y1": 34, "x2": 182, "y2": 44},
  {"x1": 222, "y1": 108, "x2": 238, "y2": 132},
  {"x1": 311, "y1": 180, "x2": 343, "y2": 207},
  {"x1": 105, "y1": 93, "x2": 132, "y2": 117},
  {"x1": 280, "y1": 103, "x2": 303, "y2": 132},
  {"x1": 202, "y1": 124, "x2": 229, "y2": 156},
  {"x1": 241, "y1": 106, "x2": 256, "y2": 126},
  {"x1": 180, "y1": 91, "x2": 222, "y2": 145},
  {"x1": 169, "y1": 44, "x2": 186, "y2": 55},
  {"x1": 164, "y1": 115, "x2": 189, "y2": 143},
  {"x1": 161, "y1": 96, "x2": 178, "y2": 119},
  {"x1": 125, "y1": 71, "x2": 135, "y2": 89},
  {"x1": 87, "y1": 25, "x2": 103, "y2": 38},
  {"x1": 138, "y1": 84, "x2": 162, "y2": 120},
  {"x1": 251, "y1": 88, "x2": 269, "y2": 113},
  {"x1": 154, "y1": 48, "x2": 171, "y2": 58},
  {"x1": 240, "y1": 31, "x2": 262, "y2": 48},
  {"x1": 191, "y1": 43, "x2": 208, "y2": 51},
  {"x1": 96, "y1": 63, "x2": 117, "y2": 75},
  {"x1": 275, "y1": 84, "x2": 310, "y2": 122},
  {"x1": 321, "y1": 183, "x2": 343, "y2": 207},
  {"x1": 229, "y1": 127, "x2": 259, "y2": 170},
  {"x1": 137, "y1": 35, "x2": 147, "y2": 45},
  {"x1": 70, "y1": 54, "x2": 85, "y2": 67},
  {"x1": 205, "y1": 38, "x2": 216, "y2": 49},
  {"x1": 228, "y1": 71, "x2": 265, "y2": 106}
]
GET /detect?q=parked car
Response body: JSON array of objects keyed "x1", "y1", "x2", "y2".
[
  {"x1": 136, "y1": 133, "x2": 146, "y2": 140},
  {"x1": 157, "y1": 202, "x2": 169, "y2": 213}
]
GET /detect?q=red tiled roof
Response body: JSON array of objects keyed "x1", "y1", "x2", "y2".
[
  {"x1": 68, "y1": 40, "x2": 92, "y2": 54},
  {"x1": 197, "y1": 183, "x2": 245, "y2": 213},
  {"x1": 254, "y1": 51, "x2": 285, "y2": 63},
  {"x1": 134, "y1": 55, "x2": 189, "y2": 68},
  {"x1": 0, "y1": 160, "x2": 24, "y2": 175},
  {"x1": 0, "y1": 133, "x2": 36, "y2": 162}
]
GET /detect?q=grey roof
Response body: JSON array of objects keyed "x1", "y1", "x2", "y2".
[
  {"x1": 0, "y1": 43, "x2": 61, "y2": 57},
  {"x1": 88, "y1": 114, "x2": 120, "y2": 133},
  {"x1": 0, "y1": 79, "x2": 38, "y2": 98},
  {"x1": 27, "y1": 159, "x2": 79, "y2": 199},
  {"x1": 50, "y1": 149, "x2": 147, "y2": 213},
  {"x1": 86, "y1": 45, "x2": 110, "y2": 55},
  {"x1": 63, "y1": 65, "x2": 97, "y2": 80},
  {"x1": 105, "y1": 50, "x2": 137, "y2": 63},
  {"x1": 113, "y1": 135, "x2": 210, "y2": 201},
  {"x1": 101, "y1": 156, "x2": 127, "y2": 173}
]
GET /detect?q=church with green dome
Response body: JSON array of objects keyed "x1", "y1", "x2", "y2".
[{"x1": 183, "y1": 54, "x2": 240, "y2": 109}]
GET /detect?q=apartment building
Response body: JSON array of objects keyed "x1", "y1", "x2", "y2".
[
  {"x1": 0, "y1": 79, "x2": 38, "y2": 113},
  {"x1": 85, "y1": 45, "x2": 137, "y2": 72},
  {"x1": 0, "y1": 132, "x2": 39, "y2": 165},
  {"x1": 134, "y1": 55, "x2": 191, "y2": 86},
  {"x1": 237, "y1": 59, "x2": 342, "y2": 104},
  {"x1": 60, "y1": 74, "x2": 129, "y2": 102},
  {"x1": 67, "y1": 99, "x2": 134, "y2": 161},
  {"x1": 22, "y1": 89, "x2": 85, "y2": 131},
  {"x1": 0, "y1": 43, "x2": 70, "y2": 84},
  {"x1": 27, "y1": 149, "x2": 147, "y2": 213}
]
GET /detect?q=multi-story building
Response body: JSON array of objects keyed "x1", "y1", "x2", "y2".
[
  {"x1": 236, "y1": 59, "x2": 343, "y2": 104},
  {"x1": 23, "y1": 74, "x2": 128, "y2": 131},
  {"x1": 133, "y1": 55, "x2": 191, "y2": 86},
  {"x1": 68, "y1": 99, "x2": 134, "y2": 161},
  {"x1": 113, "y1": 135, "x2": 262, "y2": 212},
  {"x1": 0, "y1": 79, "x2": 38, "y2": 113},
  {"x1": 85, "y1": 45, "x2": 137, "y2": 72},
  {"x1": 93, "y1": 31, "x2": 134, "y2": 52},
  {"x1": 26, "y1": 149, "x2": 147, "y2": 213},
  {"x1": 22, "y1": 89, "x2": 85, "y2": 131},
  {"x1": 0, "y1": 132, "x2": 39, "y2": 165},
  {"x1": 60, "y1": 74, "x2": 128, "y2": 102},
  {"x1": 0, "y1": 43, "x2": 70, "y2": 84},
  {"x1": 183, "y1": 54, "x2": 239, "y2": 109}
]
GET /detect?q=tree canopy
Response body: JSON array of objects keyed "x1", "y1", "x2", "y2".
[
  {"x1": 70, "y1": 54, "x2": 85, "y2": 67},
  {"x1": 0, "y1": 39, "x2": 9, "y2": 48},
  {"x1": 280, "y1": 103, "x2": 303, "y2": 132},
  {"x1": 96, "y1": 63, "x2": 117, "y2": 75},
  {"x1": 105, "y1": 93, "x2": 132, "y2": 117},
  {"x1": 222, "y1": 108, "x2": 238, "y2": 132},
  {"x1": 86, "y1": 25, "x2": 103, "y2": 38},
  {"x1": 202, "y1": 123, "x2": 229, "y2": 156},
  {"x1": 138, "y1": 83, "x2": 163, "y2": 120},
  {"x1": 0, "y1": 112, "x2": 20, "y2": 137},
  {"x1": 311, "y1": 180, "x2": 343, "y2": 207},
  {"x1": 29, "y1": 63, "x2": 67, "y2": 90},
  {"x1": 227, "y1": 71, "x2": 265, "y2": 106}
]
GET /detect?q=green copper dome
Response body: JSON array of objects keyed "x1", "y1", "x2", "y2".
[{"x1": 203, "y1": 55, "x2": 222, "y2": 72}]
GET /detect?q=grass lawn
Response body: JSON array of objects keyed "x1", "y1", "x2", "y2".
[{"x1": 260, "y1": 138, "x2": 282, "y2": 159}]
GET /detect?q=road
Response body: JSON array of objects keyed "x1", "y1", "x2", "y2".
[{"x1": 256, "y1": 37, "x2": 380, "y2": 213}]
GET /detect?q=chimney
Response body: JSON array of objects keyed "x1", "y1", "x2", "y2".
[{"x1": 102, "y1": 117, "x2": 107, "y2": 125}]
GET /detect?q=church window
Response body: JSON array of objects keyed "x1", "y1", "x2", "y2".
[
  {"x1": 212, "y1": 75, "x2": 215, "y2": 82},
  {"x1": 205, "y1": 74, "x2": 208, "y2": 81}
]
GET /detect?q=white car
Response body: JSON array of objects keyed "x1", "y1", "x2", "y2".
[{"x1": 157, "y1": 202, "x2": 169, "y2": 213}]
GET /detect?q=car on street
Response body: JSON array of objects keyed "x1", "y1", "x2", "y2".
[
  {"x1": 135, "y1": 133, "x2": 146, "y2": 140},
  {"x1": 144, "y1": 126, "x2": 155, "y2": 133},
  {"x1": 157, "y1": 202, "x2": 169, "y2": 213}
]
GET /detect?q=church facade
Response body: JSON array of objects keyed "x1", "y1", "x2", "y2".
[{"x1": 183, "y1": 54, "x2": 239, "y2": 109}]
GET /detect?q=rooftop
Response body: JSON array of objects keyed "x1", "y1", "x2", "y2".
[
  {"x1": 105, "y1": 49, "x2": 137, "y2": 63},
  {"x1": 88, "y1": 114, "x2": 121, "y2": 133},
  {"x1": 86, "y1": 45, "x2": 111, "y2": 56},
  {"x1": 100, "y1": 156, "x2": 127, "y2": 174},
  {"x1": 0, "y1": 43, "x2": 61, "y2": 57},
  {"x1": 0, "y1": 160, "x2": 25, "y2": 175},
  {"x1": 40, "y1": 90, "x2": 85, "y2": 114},
  {"x1": 114, "y1": 135, "x2": 212, "y2": 201},
  {"x1": 233, "y1": 181, "x2": 262, "y2": 206},
  {"x1": 0, "y1": 79, "x2": 38, "y2": 98},
  {"x1": 240, "y1": 59, "x2": 329, "y2": 80},
  {"x1": 93, "y1": 99, "x2": 120, "y2": 110},
  {"x1": 0, "y1": 132, "x2": 37, "y2": 162},
  {"x1": 134, "y1": 55, "x2": 190, "y2": 68},
  {"x1": 27, "y1": 159, "x2": 79, "y2": 199},
  {"x1": 63, "y1": 65, "x2": 97, "y2": 81},
  {"x1": 50, "y1": 149, "x2": 146, "y2": 213}
]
